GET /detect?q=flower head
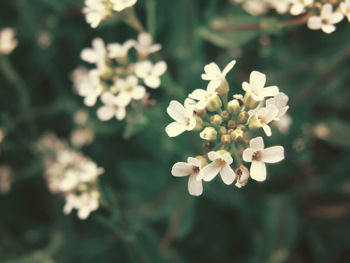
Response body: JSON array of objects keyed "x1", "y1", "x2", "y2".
[
  {"x1": 115, "y1": 75, "x2": 146, "y2": 105},
  {"x1": 97, "y1": 92, "x2": 128, "y2": 121},
  {"x1": 242, "y1": 137, "x2": 284, "y2": 182},
  {"x1": 134, "y1": 32, "x2": 162, "y2": 59},
  {"x1": 307, "y1": 4, "x2": 344, "y2": 34},
  {"x1": 135, "y1": 60, "x2": 167, "y2": 88},
  {"x1": 201, "y1": 60, "x2": 236, "y2": 91},
  {"x1": 80, "y1": 38, "x2": 107, "y2": 69},
  {"x1": 166, "y1": 100, "x2": 196, "y2": 137}
]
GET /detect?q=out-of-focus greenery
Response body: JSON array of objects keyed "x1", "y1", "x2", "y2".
[{"x1": 1, "y1": 0, "x2": 350, "y2": 262}]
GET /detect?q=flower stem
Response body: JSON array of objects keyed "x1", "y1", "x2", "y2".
[
  {"x1": 230, "y1": 143, "x2": 242, "y2": 166},
  {"x1": 146, "y1": 0, "x2": 156, "y2": 37},
  {"x1": 123, "y1": 8, "x2": 144, "y2": 33}
]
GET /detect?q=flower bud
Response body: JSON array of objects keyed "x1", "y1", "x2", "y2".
[
  {"x1": 196, "y1": 108, "x2": 207, "y2": 117},
  {"x1": 206, "y1": 95, "x2": 222, "y2": 112},
  {"x1": 221, "y1": 134, "x2": 231, "y2": 144},
  {"x1": 202, "y1": 141, "x2": 215, "y2": 153},
  {"x1": 210, "y1": 114, "x2": 223, "y2": 126},
  {"x1": 236, "y1": 124, "x2": 246, "y2": 131},
  {"x1": 227, "y1": 99, "x2": 241, "y2": 115},
  {"x1": 216, "y1": 79, "x2": 229, "y2": 95},
  {"x1": 231, "y1": 128, "x2": 244, "y2": 141},
  {"x1": 221, "y1": 110, "x2": 229, "y2": 120},
  {"x1": 248, "y1": 114, "x2": 261, "y2": 130},
  {"x1": 243, "y1": 93, "x2": 259, "y2": 109},
  {"x1": 195, "y1": 155, "x2": 208, "y2": 167},
  {"x1": 238, "y1": 111, "x2": 249, "y2": 123},
  {"x1": 219, "y1": 126, "x2": 227, "y2": 135},
  {"x1": 235, "y1": 165, "x2": 250, "y2": 188},
  {"x1": 227, "y1": 120, "x2": 236, "y2": 128},
  {"x1": 193, "y1": 115, "x2": 203, "y2": 131},
  {"x1": 200, "y1": 127, "x2": 217, "y2": 141}
]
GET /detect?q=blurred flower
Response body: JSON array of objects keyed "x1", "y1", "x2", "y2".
[
  {"x1": 115, "y1": 75, "x2": 146, "y2": 105},
  {"x1": 134, "y1": 32, "x2": 162, "y2": 59},
  {"x1": 289, "y1": 0, "x2": 313, "y2": 15},
  {"x1": 307, "y1": 4, "x2": 344, "y2": 34},
  {"x1": 243, "y1": 137, "x2": 284, "y2": 182},
  {"x1": 0, "y1": 165, "x2": 12, "y2": 194},
  {"x1": 135, "y1": 60, "x2": 167, "y2": 88},
  {"x1": 314, "y1": 123, "x2": 330, "y2": 139},
  {"x1": 80, "y1": 38, "x2": 107, "y2": 69},
  {"x1": 64, "y1": 189, "x2": 100, "y2": 220},
  {"x1": 265, "y1": 92, "x2": 289, "y2": 121},
  {"x1": 97, "y1": 92, "x2": 128, "y2": 121},
  {"x1": 276, "y1": 114, "x2": 292, "y2": 134},
  {"x1": 201, "y1": 60, "x2": 236, "y2": 91},
  {"x1": 107, "y1": 40, "x2": 134, "y2": 60},
  {"x1": 70, "y1": 128, "x2": 95, "y2": 148},
  {"x1": 340, "y1": 0, "x2": 350, "y2": 22},
  {"x1": 249, "y1": 104, "x2": 279, "y2": 136},
  {"x1": 165, "y1": 100, "x2": 196, "y2": 137},
  {"x1": 0, "y1": 28, "x2": 18, "y2": 55},
  {"x1": 111, "y1": 0, "x2": 137, "y2": 12},
  {"x1": 83, "y1": 0, "x2": 108, "y2": 28},
  {"x1": 74, "y1": 110, "x2": 89, "y2": 126},
  {"x1": 172, "y1": 157, "x2": 203, "y2": 196}
]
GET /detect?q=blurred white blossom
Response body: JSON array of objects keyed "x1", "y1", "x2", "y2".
[{"x1": 0, "y1": 28, "x2": 17, "y2": 55}]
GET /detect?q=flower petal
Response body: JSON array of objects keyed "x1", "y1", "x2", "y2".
[
  {"x1": 307, "y1": 16, "x2": 322, "y2": 30},
  {"x1": 242, "y1": 148, "x2": 254, "y2": 162},
  {"x1": 220, "y1": 164, "x2": 236, "y2": 185},
  {"x1": 250, "y1": 161, "x2": 266, "y2": 182},
  {"x1": 153, "y1": 61, "x2": 167, "y2": 76},
  {"x1": 171, "y1": 162, "x2": 192, "y2": 177},
  {"x1": 200, "y1": 161, "x2": 221, "y2": 182},
  {"x1": 222, "y1": 60, "x2": 236, "y2": 76},
  {"x1": 261, "y1": 146, "x2": 284, "y2": 163},
  {"x1": 145, "y1": 76, "x2": 161, "y2": 88},
  {"x1": 167, "y1": 100, "x2": 186, "y2": 123},
  {"x1": 204, "y1": 62, "x2": 221, "y2": 78},
  {"x1": 250, "y1": 71, "x2": 266, "y2": 89},
  {"x1": 250, "y1": 136, "x2": 264, "y2": 150},
  {"x1": 188, "y1": 174, "x2": 203, "y2": 196},
  {"x1": 165, "y1": 122, "x2": 187, "y2": 137},
  {"x1": 97, "y1": 106, "x2": 115, "y2": 121}
]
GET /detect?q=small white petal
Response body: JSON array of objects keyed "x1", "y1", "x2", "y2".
[
  {"x1": 153, "y1": 61, "x2": 167, "y2": 76},
  {"x1": 261, "y1": 146, "x2": 284, "y2": 163},
  {"x1": 307, "y1": 17, "x2": 322, "y2": 30},
  {"x1": 165, "y1": 122, "x2": 187, "y2": 137},
  {"x1": 220, "y1": 165, "x2": 236, "y2": 185},
  {"x1": 145, "y1": 76, "x2": 161, "y2": 88},
  {"x1": 167, "y1": 100, "x2": 186, "y2": 123},
  {"x1": 201, "y1": 162, "x2": 221, "y2": 182},
  {"x1": 188, "y1": 174, "x2": 203, "y2": 196},
  {"x1": 222, "y1": 60, "x2": 236, "y2": 76},
  {"x1": 250, "y1": 136, "x2": 264, "y2": 150},
  {"x1": 250, "y1": 161, "x2": 266, "y2": 182},
  {"x1": 250, "y1": 71, "x2": 266, "y2": 89},
  {"x1": 171, "y1": 162, "x2": 193, "y2": 177},
  {"x1": 242, "y1": 148, "x2": 254, "y2": 162},
  {"x1": 97, "y1": 106, "x2": 115, "y2": 121}
]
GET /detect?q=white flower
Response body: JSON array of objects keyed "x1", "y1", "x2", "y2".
[
  {"x1": 265, "y1": 92, "x2": 289, "y2": 120},
  {"x1": 0, "y1": 28, "x2": 18, "y2": 55},
  {"x1": 80, "y1": 38, "x2": 107, "y2": 69},
  {"x1": 70, "y1": 128, "x2": 94, "y2": 148},
  {"x1": 340, "y1": 0, "x2": 350, "y2": 22},
  {"x1": 289, "y1": 0, "x2": 313, "y2": 16},
  {"x1": 111, "y1": 0, "x2": 137, "y2": 12},
  {"x1": 236, "y1": 0, "x2": 270, "y2": 16},
  {"x1": 134, "y1": 32, "x2": 162, "y2": 59},
  {"x1": 97, "y1": 92, "x2": 128, "y2": 121},
  {"x1": 307, "y1": 4, "x2": 344, "y2": 34},
  {"x1": 249, "y1": 104, "x2": 279, "y2": 136},
  {"x1": 83, "y1": 0, "x2": 107, "y2": 28},
  {"x1": 188, "y1": 86, "x2": 218, "y2": 110},
  {"x1": 276, "y1": 114, "x2": 292, "y2": 134},
  {"x1": 242, "y1": 71, "x2": 279, "y2": 101},
  {"x1": 107, "y1": 40, "x2": 134, "y2": 59},
  {"x1": 268, "y1": 0, "x2": 291, "y2": 14},
  {"x1": 115, "y1": 75, "x2": 146, "y2": 105},
  {"x1": 171, "y1": 157, "x2": 203, "y2": 196},
  {"x1": 64, "y1": 189, "x2": 100, "y2": 220},
  {"x1": 201, "y1": 60, "x2": 236, "y2": 91},
  {"x1": 72, "y1": 68, "x2": 103, "y2": 107},
  {"x1": 199, "y1": 151, "x2": 236, "y2": 185},
  {"x1": 242, "y1": 137, "x2": 284, "y2": 182},
  {"x1": 165, "y1": 100, "x2": 196, "y2": 137},
  {"x1": 135, "y1": 60, "x2": 167, "y2": 88}
]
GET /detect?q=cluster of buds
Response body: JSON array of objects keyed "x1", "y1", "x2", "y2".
[
  {"x1": 0, "y1": 28, "x2": 17, "y2": 55},
  {"x1": 166, "y1": 60, "x2": 287, "y2": 196},
  {"x1": 37, "y1": 133, "x2": 104, "y2": 220},
  {"x1": 232, "y1": 0, "x2": 349, "y2": 34},
  {"x1": 83, "y1": 0, "x2": 138, "y2": 28},
  {"x1": 72, "y1": 32, "x2": 166, "y2": 122}
]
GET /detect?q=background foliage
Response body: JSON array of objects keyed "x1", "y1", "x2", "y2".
[{"x1": 1, "y1": 0, "x2": 350, "y2": 262}]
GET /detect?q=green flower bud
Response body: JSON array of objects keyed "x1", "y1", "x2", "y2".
[
  {"x1": 238, "y1": 111, "x2": 249, "y2": 123},
  {"x1": 221, "y1": 110, "x2": 229, "y2": 120},
  {"x1": 206, "y1": 95, "x2": 222, "y2": 112},
  {"x1": 231, "y1": 128, "x2": 244, "y2": 141},
  {"x1": 219, "y1": 126, "x2": 227, "y2": 135},
  {"x1": 200, "y1": 127, "x2": 217, "y2": 141},
  {"x1": 221, "y1": 134, "x2": 231, "y2": 144},
  {"x1": 236, "y1": 124, "x2": 246, "y2": 131},
  {"x1": 210, "y1": 114, "x2": 223, "y2": 126},
  {"x1": 243, "y1": 93, "x2": 260, "y2": 109},
  {"x1": 227, "y1": 99, "x2": 241, "y2": 115}
]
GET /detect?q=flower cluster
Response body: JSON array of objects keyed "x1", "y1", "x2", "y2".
[
  {"x1": 37, "y1": 133, "x2": 104, "y2": 220},
  {"x1": 83, "y1": 0, "x2": 137, "y2": 28},
  {"x1": 0, "y1": 28, "x2": 18, "y2": 55},
  {"x1": 232, "y1": 0, "x2": 348, "y2": 34},
  {"x1": 72, "y1": 32, "x2": 166, "y2": 122},
  {"x1": 166, "y1": 60, "x2": 287, "y2": 196}
]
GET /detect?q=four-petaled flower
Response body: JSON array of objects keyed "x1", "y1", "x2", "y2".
[
  {"x1": 97, "y1": 92, "x2": 128, "y2": 121},
  {"x1": 242, "y1": 137, "x2": 284, "y2": 182},
  {"x1": 307, "y1": 4, "x2": 344, "y2": 34},
  {"x1": 165, "y1": 100, "x2": 196, "y2": 137},
  {"x1": 135, "y1": 60, "x2": 167, "y2": 88},
  {"x1": 242, "y1": 71, "x2": 279, "y2": 101},
  {"x1": 171, "y1": 157, "x2": 203, "y2": 196},
  {"x1": 201, "y1": 60, "x2": 236, "y2": 91},
  {"x1": 115, "y1": 75, "x2": 146, "y2": 105},
  {"x1": 134, "y1": 32, "x2": 162, "y2": 59},
  {"x1": 200, "y1": 151, "x2": 236, "y2": 185},
  {"x1": 80, "y1": 38, "x2": 106, "y2": 69},
  {"x1": 265, "y1": 92, "x2": 289, "y2": 121}
]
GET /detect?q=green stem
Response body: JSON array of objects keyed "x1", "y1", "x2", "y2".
[
  {"x1": 146, "y1": 0, "x2": 156, "y2": 36},
  {"x1": 0, "y1": 55, "x2": 37, "y2": 135},
  {"x1": 220, "y1": 93, "x2": 228, "y2": 109},
  {"x1": 230, "y1": 143, "x2": 242, "y2": 166},
  {"x1": 123, "y1": 8, "x2": 144, "y2": 33}
]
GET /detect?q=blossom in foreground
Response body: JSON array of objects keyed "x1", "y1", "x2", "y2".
[
  {"x1": 165, "y1": 100, "x2": 196, "y2": 137},
  {"x1": 167, "y1": 59, "x2": 288, "y2": 195},
  {"x1": 0, "y1": 28, "x2": 18, "y2": 55},
  {"x1": 307, "y1": 4, "x2": 344, "y2": 34},
  {"x1": 242, "y1": 71, "x2": 279, "y2": 103},
  {"x1": 201, "y1": 60, "x2": 236, "y2": 91},
  {"x1": 242, "y1": 137, "x2": 284, "y2": 182},
  {"x1": 171, "y1": 157, "x2": 204, "y2": 196},
  {"x1": 200, "y1": 151, "x2": 236, "y2": 185}
]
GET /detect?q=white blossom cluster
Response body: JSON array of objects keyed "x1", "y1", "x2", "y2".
[
  {"x1": 83, "y1": 0, "x2": 137, "y2": 28},
  {"x1": 72, "y1": 32, "x2": 166, "y2": 122},
  {"x1": 166, "y1": 60, "x2": 287, "y2": 196},
  {"x1": 37, "y1": 133, "x2": 104, "y2": 220},
  {"x1": 232, "y1": 0, "x2": 348, "y2": 34},
  {"x1": 0, "y1": 28, "x2": 18, "y2": 55}
]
